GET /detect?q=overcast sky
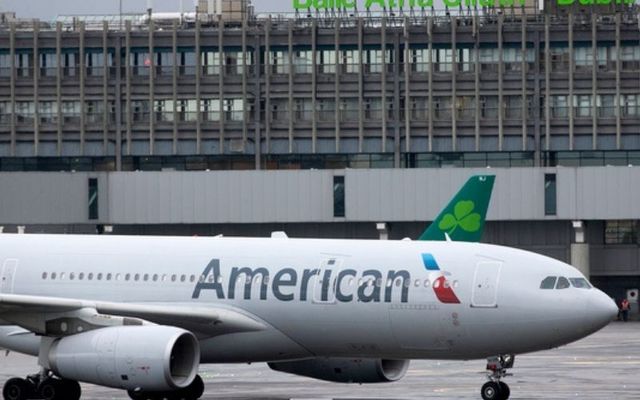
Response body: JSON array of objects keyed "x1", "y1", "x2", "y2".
[{"x1": 1, "y1": 0, "x2": 292, "y2": 20}]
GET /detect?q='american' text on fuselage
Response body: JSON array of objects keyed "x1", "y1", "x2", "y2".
[{"x1": 192, "y1": 259, "x2": 411, "y2": 303}]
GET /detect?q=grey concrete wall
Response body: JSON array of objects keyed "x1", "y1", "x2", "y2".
[
  {"x1": 0, "y1": 172, "x2": 105, "y2": 224},
  {"x1": 0, "y1": 166, "x2": 639, "y2": 225},
  {"x1": 559, "y1": 167, "x2": 640, "y2": 220},
  {"x1": 106, "y1": 170, "x2": 335, "y2": 224},
  {"x1": 345, "y1": 168, "x2": 546, "y2": 221}
]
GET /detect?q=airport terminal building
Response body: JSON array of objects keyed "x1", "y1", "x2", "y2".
[{"x1": 0, "y1": 1, "x2": 639, "y2": 303}]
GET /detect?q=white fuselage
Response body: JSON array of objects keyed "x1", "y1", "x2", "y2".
[{"x1": 0, "y1": 234, "x2": 616, "y2": 363}]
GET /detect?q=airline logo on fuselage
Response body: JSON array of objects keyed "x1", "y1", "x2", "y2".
[
  {"x1": 422, "y1": 253, "x2": 461, "y2": 304},
  {"x1": 192, "y1": 259, "x2": 410, "y2": 303},
  {"x1": 192, "y1": 254, "x2": 461, "y2": 305}
]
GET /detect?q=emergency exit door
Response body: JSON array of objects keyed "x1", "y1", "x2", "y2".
[
  {"x1": 0, "y1": 259, "x2": 18, "y2": 294},
  {"x1": 471, "y1": 261, "x2": 502, "y2": 308}
]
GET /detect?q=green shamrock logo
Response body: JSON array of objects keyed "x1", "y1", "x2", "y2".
[{"x1": 438, "y1": 200, "x2": 481, "y2": 234}]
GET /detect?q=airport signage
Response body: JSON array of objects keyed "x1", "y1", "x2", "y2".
[{"x1": 293, "y1": 0, "x2": 636, "y2": 8}]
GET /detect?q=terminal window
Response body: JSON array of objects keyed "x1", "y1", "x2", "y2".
[
  {"x1": 544, "y1": 174, "x2": 557, "y2": 216},
  {"x1": 88, "y1": 178, "x2": 98, "y2": 220},
  {"x1": 605, "y1": 220, "x2": 638, "y2": 245},
  {"x1": 333, "y1": 176, "x2": 345, "y2": 218}
]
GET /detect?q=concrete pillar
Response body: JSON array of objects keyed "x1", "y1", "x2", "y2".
[
  {"x1": 172, "y1": 20, "x2": 178, "y2": 155},
  {"x1": 571, "y1": 220, "x2": 590, "y2": 278},
  {"x1": 451, "y1": 16, "x2": 457, "y2": 152},
  {"x1": 377, "y1": 223, "x2": 389, "y2": 241},
  {"x1": 571, "y1": 243, "x2": 590, "y2": 278}
]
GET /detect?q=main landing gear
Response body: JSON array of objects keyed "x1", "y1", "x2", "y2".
[
  {"x1": 2, "y1": 371, "x2": 81, "y2": 400},
  {"x1": 127, "y1": 375, "x2": 205, "y2": 400},
  {"x1": 480, "y1": 355, "x2": 514, "y2": 400}
]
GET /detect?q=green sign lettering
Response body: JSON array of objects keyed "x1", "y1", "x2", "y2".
[
  {"x1": 294, "y1": 0, "x2": 311, "y2": 9},
  {"x1": 365, "y1": 0, "x2": 386, "y2": 7},
  {"x1": 442, "y1": 0, "x2": 461, "y2": 7},
  {"x1": 292, "y1": 0, "x2": 634, "y2": 10}
]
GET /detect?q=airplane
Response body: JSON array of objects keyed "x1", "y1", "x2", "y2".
[{"x1": 0, "y1": 175, "x2": 617, "y2": 400}]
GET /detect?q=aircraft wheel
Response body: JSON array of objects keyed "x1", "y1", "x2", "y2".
[
  {"x1": 127, "y1": 391, "x2": 160, "y2": 400},
  {"x1": 127, "y1": 390, "x2": 143, "y2": 400},
  {"x1": 61, "y1": 380, "x2": 81, "y2": 400},
  {"x1": 3, "y1": 378, "x2": 29, "y2": 400},
  {"x1": 498, "y1": 382, "x2": 510, "y2": 399},
  {"x1": 39, "y1": 378, "x2": 65, "y2": 400},
  {"x1": 187, "y1": 375, "x2": 204, "y2": 399},
  {"x1": 481, "y1": 381, "x2": 502, "y2": 400}
]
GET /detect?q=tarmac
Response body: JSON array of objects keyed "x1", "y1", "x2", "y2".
[{"x1": 0, "y1": 322, "x2": 638, "y2": 400}]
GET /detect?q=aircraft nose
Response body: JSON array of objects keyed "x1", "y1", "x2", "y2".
[{"x1": 586, "y1": 290, "x2": 618, "y2": 331}]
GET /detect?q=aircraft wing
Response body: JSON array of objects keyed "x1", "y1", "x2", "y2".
[{"x1": 0, "y1": 293, "x2": 265, "y2": 339}]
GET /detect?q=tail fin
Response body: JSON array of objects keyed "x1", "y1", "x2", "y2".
[{"x1": 418, "y1": 175, "x2": 495, "y2": 242}]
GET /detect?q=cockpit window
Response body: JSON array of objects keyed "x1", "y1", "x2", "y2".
[
  {"x1": 540, "y1": 276, "x2": 557, "y2": 289},
  {"x1": 556, "y1": 277, "x2": 571, "y2": 289},
  {"x1": 569, "y1": 278, "x2": 592, "y2": 289}
]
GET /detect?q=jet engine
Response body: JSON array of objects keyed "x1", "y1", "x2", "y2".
[
  {"x1": 268, "y1": 358, "x2": 410, "y2": 383},
  {"x1": 47, "y1": 326, "x2": 199, "y2": 391}
]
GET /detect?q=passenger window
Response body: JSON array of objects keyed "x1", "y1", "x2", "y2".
[
  {"x1": 134, "y1": 274, "x2": 140, "y2": 281},
  {"x1": 414, "y1": 279, "x2": 421, "y2": 287},
  {"x1": 88, "y1": 273, "x2": 93, "y2": 280},
  {"x1": 78, "y1": 273, "x2": 84, "y2": 280},
  {"x1": 69, "y1": 273, "x2": 75, "y2": 281},
  {"x1": 125, "y1": 274, "x2": 130, "y2": 281},
  {"x1": 540, "y1": 276, "x2": 557, "y2": 289},
  {"x1": 190, "y1": 275, "x2": 195, "y2": 283},
  {"x1": 51, "y1": 273, "x2": 57, "y2": 280},
  {"x1": 424, "y1": 279, "x2": 430, "y2": 288},
  {"x1": 42, "y1": 272, "x2": 48, "y2": 280},
  {"x1": 144, "y1": 274, "x2": 149, "y2": 281},
  {"x1": 97, "y1": 273, "x2": 103, "y2": 281},
  {"x1": 171, "y1": 274, "x2": 177, "y2": 282},
  {"x1": 556, "y1": 277, "x2": 571, "y2": 289},
  {"x1": 569, "y1": 278, "x2": 591, "y2": 289},
  {"x1": 152, "y1": 274, "x2": 158, "y2": 282},
  {"x1": 180, "y1": 275, "x2": 186, "y2": 282},
  {"x1": 106, "y1": 273, "x2": 112, "y2": 281}
]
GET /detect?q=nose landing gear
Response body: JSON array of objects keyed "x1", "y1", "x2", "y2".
[{"x1": 481, "y1": 355, "x2": 514, "y2": 400}]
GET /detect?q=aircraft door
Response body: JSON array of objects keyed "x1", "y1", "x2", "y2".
[
  {"x1": 471, "y1": 261, "x2": 502, "y2": 308},
  {"x1": 0, "y1": 259, "x2": 18, "y2": 294}
]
